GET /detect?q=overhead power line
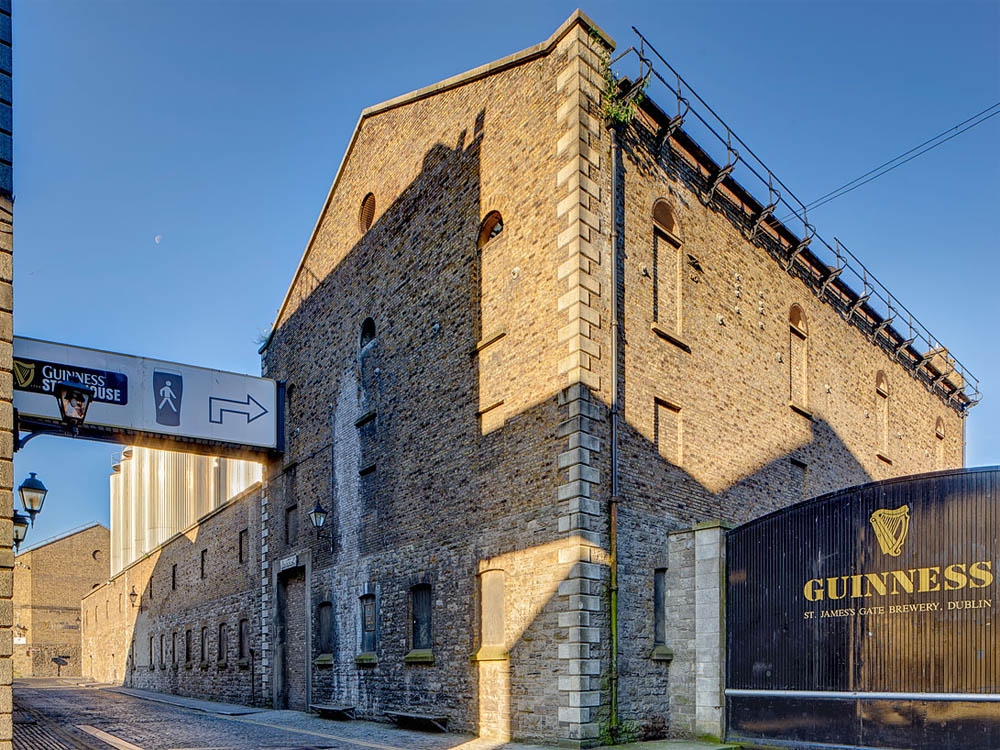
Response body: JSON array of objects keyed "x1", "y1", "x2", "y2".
[{"x1": 780, "y1": 102, "x2": 1000, "y2": 221}]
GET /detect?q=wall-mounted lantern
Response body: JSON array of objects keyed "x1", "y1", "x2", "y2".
[
  {"x1": 12, "y1": 512, "x2": 29, "y2": 553},
  {"x1": 54, "y1": 376, "x2": 95, "y2": 432},
  {"x1": 128, "y1": 586, "x2": 138, "y2": 608}
]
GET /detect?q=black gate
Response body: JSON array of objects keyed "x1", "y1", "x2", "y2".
[{"x1": 726, "y1": 467, "x2": 999, "y2": 748}]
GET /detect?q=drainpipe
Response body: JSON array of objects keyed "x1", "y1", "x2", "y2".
[{"x1": 607, "y1": 121, "x2": 623, "y2": 738}]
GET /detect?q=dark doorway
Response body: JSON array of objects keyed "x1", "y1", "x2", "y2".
[{"x1": 275, "y1": 567, "x2": 307, "y2": 710}]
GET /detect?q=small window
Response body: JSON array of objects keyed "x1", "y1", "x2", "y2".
[
  {"x1": 200, "y1": 627, "x2": 208, "y2": 663},
  {"x1": 149, "y1": 636, "x2": 154, "y2": 667},
  {"x1": 200, "y1": 549, "x2": 207, "y2": 579},
  {"x1": 411, "y1": 584, "x2": 432, "y2": 651},
  {"x1": 185, "y1": 629, "x2": 192, "y2": 663},
  {"x1": 360, "y1": 318, "x2": 377, "y2": 350},
  {"x1": 653, "y1": 569, "x2": 667, "y2": 646},
  {"x1": 171, "y1": 564, "x2": 177, "y2": 590},
  {"x1": 217, "y1": 623, "x2": 227, "y2": 663},
  {"x1": 318, "y1": 601, "x2": 334, "y2": 654},
  {"x1": 285, "y1": 505, "x2": 299, "y2": 546},
  {"x1": 159, "y1": 634, "x2": 165, "y2": 666},
  {"x1": 239, "y1": 619, "x2": 250, "y2": 661},
  {"x1": 360, "y1": 594, "x2": 376, "y2": 653},
  {"x1": 118, "y1": 593, "x2": 123, "y2": 613},
  {"x1": 239, "y1": 529, "x2": 248, "y2": 564},
  {"x1": 172, "y1": 632, "x2": 177, "y2": 664},
  {"x1": 359, "y1": 192, "x2": 376, "y2": 232},
  {"x1": 477, "y1": 211, "x2": 504, "y2": 249}
]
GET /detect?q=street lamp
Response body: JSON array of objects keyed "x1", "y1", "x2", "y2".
[
  {"x1": 308, "y1": 500, "x2": 333, "y2": 550},
  {"x1": 54, "y1": 376, "x2": 95, "y2": 433},
  {"x1": 12, "y1": 511, "x2": 29, "y2": 553},
  {"x1": 128, "y1": 586, "x2": 138, "y2": 608},
  {"x1": 17, "y1": 472, "x2": 47, "y2": 526},
  {"x1": 308, "y1": 500, "x2": 329, "y2": 535}
]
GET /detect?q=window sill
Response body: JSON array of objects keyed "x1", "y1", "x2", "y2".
[
  {"x1": 313, "y1": 653, "x2": 334, "y2": 667},
  {"x1": 355, "y1": 409, "x2": 377, "y2": 428},
  {"x1": 237, "y1": 658, "x2": 251, "y2": 670},
  {"x1": 184, "y1": 662, "x2": 193, "y2": 671},
  {"x1": 355, "y1": 652, "x2": 378, "y2": 667},
  {"x1": 877, "y1": 452, "x2": 894, "y2": 465},
  {"x1": 216, "y1": 660, "x2": 227, "y2": 670},
  {"x1": 359, "y1": 463, "x2": 376, "y2": 477},
  {"x1": 789, "y1": 402, "x2": 813, "y2": 420},
  {"x1": 651, "y1": 324, "x2": 691, "y2": 353},
  {"x1": 199, "y1": 661, "x2": 209, "y2": 671},
  {"x1": 472, "y1": 331, "x2": 506, "y2": 355},
  {"x1": 404, "y1": 649, "x2": 434, "y2": 665},
  {"x1": 650, "y1": 645, "x2": 674, "y2": 663},
  {"x1": 470, "y1": 646, "x2": 509, "y2": 663}
]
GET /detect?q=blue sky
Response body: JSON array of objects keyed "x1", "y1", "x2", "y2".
[{"x1": 11, "y1": 0, "x2": 999, "y2": 549}]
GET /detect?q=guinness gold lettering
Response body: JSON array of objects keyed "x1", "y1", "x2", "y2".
[{"x1": 803, "y1": 560, "x2": 993, "y2": 602}]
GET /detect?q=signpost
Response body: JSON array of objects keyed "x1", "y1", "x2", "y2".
[{"x1": 12, "y1": 336, "x2": 280, "y2": 455}]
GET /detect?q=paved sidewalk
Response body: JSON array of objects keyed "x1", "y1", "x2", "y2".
[{"x1": 100, "y1": 685, "x2": 742, "y2": 750}]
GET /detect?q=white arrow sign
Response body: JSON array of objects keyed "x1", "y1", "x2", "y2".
[
  {"x1": 209, "y1": 394, "x2": 268, "y2": 424},
  {"x1": 13, "y1": 336, "x2": 279, "y2": 452}
]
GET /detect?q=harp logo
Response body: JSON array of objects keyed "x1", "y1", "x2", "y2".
[
  {"x1": 13, "y1": 360, "x2": 35, "y2": 389},
  {"x1": 870, "y1": 505, "x2": 910, "y2": 557}
]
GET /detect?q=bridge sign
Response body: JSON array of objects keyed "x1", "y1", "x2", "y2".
[{"x1": 13, "y1": 336, "x2": 280, "y2": 453}]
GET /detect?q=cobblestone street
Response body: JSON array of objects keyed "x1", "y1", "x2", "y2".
[
  {"x1": 12, "y1": 679, "x2": 737, "y2": 750},
  {"x1": 11, "y1": 679, "x2": 556, "y2": 750}
]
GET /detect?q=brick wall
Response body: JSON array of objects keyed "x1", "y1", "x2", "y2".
[{"x1": 81, "y1": 484, "x2": 263, "y2": 706}]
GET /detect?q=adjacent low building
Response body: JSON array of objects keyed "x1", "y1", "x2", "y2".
[{"x1": 13, "y1": 524, "x2": 109, "y2": 678}]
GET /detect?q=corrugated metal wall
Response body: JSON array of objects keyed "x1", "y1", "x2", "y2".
[
  {"x1": 726, "y1": 467, "x2": 999, "y2": 748},
  {"x1": 109, "y1": 446, "x2": 261, "y2": 575}
]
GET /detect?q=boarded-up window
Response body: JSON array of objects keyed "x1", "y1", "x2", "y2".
[
  {"x1": 655, "y1": 399, "x2": 682, "y2": 465},
  {"x1": 480, "y1": 569, "x2": 504, "y2": 647},
  {"x1": 935, "y1": 417, "x2": 946, "y2": 469},
  {"x1": 239, "y1": 619, "x2": 250, "y2": 661},
  {"x1": 285, "y1": 505, "x2": 298, "y2": 546},
  {"x1": 361, "y1": 595, "x2": 376, "y2": 653},
  {"x1": 652, "y1": 200, "x2": 683, "y2": 336},
  {"x1": 411, "y1": 585, "x2": 432, "y2": 651},
  {"x1": 789, "y1": 305, "x2": 808, "y2": 409},
  {"x1": 790, "y1": 458, "x2": 808, "y2": 498},
  {"x1": 317, "y1": 601, "x2": 334, "y2": 654},
  {"x1": 876, "y1": 371, "x2": 890, "y2": 458},
  {"x1": 654, "y1": 569, "x2": 667, "y2": 646},
  {"x1": 217, "y1": 623, "x2": 227, "y2": 662}
]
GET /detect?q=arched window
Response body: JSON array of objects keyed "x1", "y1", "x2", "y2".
[
  {"x1": 652, "y1": 198, "x2": 675, "y2": 234},
  {"x1": 477, "y1": 211, "x2": 503, "y2": 249},
  {"x1": 876, "y1": 371, "x2": 890, "y2": 461},
  {"x1": 359, "y1": 193, "x2": 376, "y2": 233},
  {"x1": 652, "y1": 199, "x2": 684, "y2": 341},
  {"x1": 789, "y1": 305, "x2": 808, "y2": 410}
]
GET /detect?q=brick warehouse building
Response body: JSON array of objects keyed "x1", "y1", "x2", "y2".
[
  {"x1": 13, "y1": 524, "x2": 109, "y2": 677},
  {"x1": 82, "y1": 11, "x2": 978, "y2": 746}
]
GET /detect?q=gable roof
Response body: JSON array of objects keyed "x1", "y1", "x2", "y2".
[{"x1": 262, "y1": 10, "x2": 614, "y2": 351}]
